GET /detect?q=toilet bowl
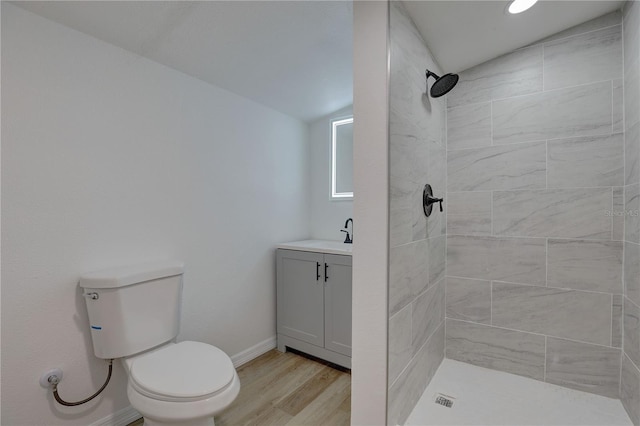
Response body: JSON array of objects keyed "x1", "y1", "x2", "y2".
[
  {"x1": 123, "y1": 341, "x2": 240, "y2": 426},
  {"x1": 79, "y1": 261, "x2": 241, "y2": 426}
]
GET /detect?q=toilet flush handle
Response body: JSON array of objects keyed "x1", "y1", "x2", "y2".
[{"x1": 84, "y1": 292, "x2": 99, "y2": 300}]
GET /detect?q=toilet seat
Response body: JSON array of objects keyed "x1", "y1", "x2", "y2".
[{"x1": 129, "y1": 341, "x2": 235, "y2": 402}]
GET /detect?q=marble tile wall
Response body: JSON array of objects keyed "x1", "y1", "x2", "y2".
[
  {"x1": 623, "y1": 2, "x2": 640, "y2": 424},
  {"x1": 387, "y1": 2, "x2": 447, "y2": 424},
  {"x1": 445, "y1": 11, "x2": 632, "y2": 404}
]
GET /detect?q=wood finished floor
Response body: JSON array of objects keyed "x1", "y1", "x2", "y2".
[{"x1": 127, "y1": 349, "x2": 351, "y2": 426}]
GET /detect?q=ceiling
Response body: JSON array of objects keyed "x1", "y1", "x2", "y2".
[
  {"x1": 403, "y1": 0, "x2": 625, "y2": 73},
  {"x1": 13, "y1": 1, "x2": 625, "y2": 122},
  {"x1": 13, "y1": 1, "x2": 353, "y2": 123}
]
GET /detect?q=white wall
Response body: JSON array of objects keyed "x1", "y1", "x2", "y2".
[
  {"x1": 351, "y1": 1, "x2": 389, "y2": 424},
  {"x1": 309, "y1": 105, "x2": 354, "y2": 241},
  {"x1": 1, "y1": 4, "x2": 310, "y2": 425}
]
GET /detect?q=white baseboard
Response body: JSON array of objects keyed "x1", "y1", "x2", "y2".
[
  {"x1": 230, "y1": 335, "x2": 277, "y2": 368},
  {"x1": 91, "y1": 405, "x2": 140, "y2": 426}
]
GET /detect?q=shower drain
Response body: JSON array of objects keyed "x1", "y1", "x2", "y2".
[{"x1": 434, "y1": 393, "x2": 455, "y2": 408}]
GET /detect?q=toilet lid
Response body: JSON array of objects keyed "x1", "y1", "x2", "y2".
[{"x1": 130, "y1": 341, "x2": 235, "y2": 399}]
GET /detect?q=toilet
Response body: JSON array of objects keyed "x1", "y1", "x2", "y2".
[{"x1": 79, "y1": 261, "x2": 240, "y2": 426}]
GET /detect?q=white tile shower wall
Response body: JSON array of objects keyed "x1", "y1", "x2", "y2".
[
  {"x1": 387, "y1": 2, "x2": 446, "y2": 424},
  {"x1": 445, "y1": 11, "x2": 629, "y2": 405},
  {"x1": 623, "y1": 1, "x2": 640, "y2": 425}
]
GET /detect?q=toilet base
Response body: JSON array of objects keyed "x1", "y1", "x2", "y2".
[{"x1": 142, "y1": 416, "x2": 215, "y2": 426}]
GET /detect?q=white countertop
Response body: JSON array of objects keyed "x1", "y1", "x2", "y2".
[{"x1": 276, "y1": 239, "x2": 353, "y2": 256}]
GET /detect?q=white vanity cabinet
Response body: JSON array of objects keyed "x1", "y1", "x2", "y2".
[{"x1": 276, "y1": 241, "x2": 352, "y2": 369}]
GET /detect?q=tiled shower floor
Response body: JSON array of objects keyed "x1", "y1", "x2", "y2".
[{"x1": 405, "y1": 359, "x2": 632, "y2": 425}]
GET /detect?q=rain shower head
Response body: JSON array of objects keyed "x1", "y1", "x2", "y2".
[{"x1": 426, "y1": 70, "x2": 459, "y2": 98}]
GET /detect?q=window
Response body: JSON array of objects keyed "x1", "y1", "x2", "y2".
[{"x1": 331, "y1": 116, "x2": 353, "y2": 199}]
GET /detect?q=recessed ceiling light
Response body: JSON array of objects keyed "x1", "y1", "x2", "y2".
[{"x1": 507, "y1": 0, "x2": 538, "y2": 14}]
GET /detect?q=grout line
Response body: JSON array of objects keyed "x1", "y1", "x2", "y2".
[
  {"x1": 444, "y1": 274, "x2": 448, "y2": 315},
  {"x1": 444, "y1": 314, "x2": 447, "y2": 356},
  {"x1": 460, "y1": 185, "x2": 623, "y2": 191},
  {"x1": 612, "y1": 187, "x2": 615, "y2": 241},
  {"x1": 446, "y1": 130, "x2": 624, "y2": 153},
  {"x1": 446, "y1": 275, "x2": 492, "y2": 283},
  {"x1": 543, "y1": 335, "x2": 547, "y2": 382},
  {"x1": 626, "y1": 294, "x2": 640, "y2": 311},
  {"x1": 490, "y1": 280, "x2": 493, "y2": 325},
  {"x1": 447, "y1": 138, "x2": 547, "y2": 153},
  {"x1": 391, "y1": 239, "x2": 422, "y2": 250},
  {"x1": 490, "y1": 191, "x2": 494, "y2": 236},
  {"x1": 409, "y1": 301, "x2": 413, "y2": 359},
  {"x1": 445, "y1": 101, "x2": 449, "y2": 357},
  {"x1": 620, "y1": 18, "x2": 626, "y2": 392},
  {"x1": 447, "y1": 183, "x2": 620, "y2": 194},
  {"x1": 542, "y1": 43, "x2": 545, "y2": 92},
  {"x1": 611, "y1": 79, "x2": 615, "y2": 137},
  {"x1": 414, "y1": 276, "x2": 446, "y2": 300},
  {"x1": 492, "y1": 278, "x2": 623, "y2": 297},
  {"x1": 545, "y1": 238, "x2": 549, "y2": 288},
  {"x1": 619, "y1": 349, "x2": 624, "y2": 397},
  {"x1": 621, "y1": 13, "x2": 626, "y2": 138},
  {"x1": 448, "y1": 318, "x2": 621, "y2": 350},
  {"x1": 625, "y1": 353, "x2": 640, "y2": 379},
  {"x1": 490, "y1": 100, "x2": 494, "y2": 146},
  {"x1": 620, "y1": 26, "x2": 624, "y2": 385},
  {"x1": 611, "y1": 293, "x2": 614, "y2": 347},
  {"x1": 447, "y1": 100, "x2": 491, "y2": 113},
  {"x1": 391, "y1": 315, "x2": 445, "y2": 391},
  {"x1": 535, "y1": 22, "x2": 623, "y2": 49},
  {"x1": 451, "y1": 24, "x2": 622, "y2": 107},
  {"x1": 623, "y1": 349, "x2": 640, "y2": 380},
  {"x1": 448, "y1": 189, "x2": 501, "y2": 194},
  {"x1": 448, "y1": 185, "x2": 621, "y2": 192},
  {"x1": 545, "y1": 140, "x2": 548, "y2": 190},
  {"x1": 622, "y1": 240, "x2": 626, "y2": 298},
  {"x1": 446, "y1": 99, "x2": 492, "y2": 112},
  {"x1": 545, "y1": 132, "x2": 623, "y2": 142},
  {"x1": 446, "y1": 274, "x2": 625, "y2": 297},
  {"x1": 389, "y1": 301, "x2": 410, "y2": 321},
  {"x1": 447, "y1": 233, "x2": 620, "y2": 242},
  {"x1": 489, "y1": 78, "x2": 615, "y2": 104}
]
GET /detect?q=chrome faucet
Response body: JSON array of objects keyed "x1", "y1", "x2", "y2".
[{"x1": 341, "y1": 218, "x2": 353, "y2": 244}]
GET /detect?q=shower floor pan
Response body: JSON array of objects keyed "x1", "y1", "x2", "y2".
[{"x1": 406, "y1": 359, "x2": 632, "y2": 425}]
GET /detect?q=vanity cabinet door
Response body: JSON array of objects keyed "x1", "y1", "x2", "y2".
[
  {"x1": 276, "y1": 250, "x2": 325, "y2": 347},
  {"x1": 323, "y1": 254, "x2": 352, "y2": 357}
]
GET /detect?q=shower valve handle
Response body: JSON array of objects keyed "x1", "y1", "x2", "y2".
[
  {"x1": 423, "y1": 184, "x2": 444, "y2": 217},
  {"x1": 426, "y1": 195, "x2": 444, "y2": 212}
]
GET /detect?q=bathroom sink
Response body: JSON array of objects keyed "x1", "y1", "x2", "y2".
[{"x1": 276, "y1": 239, "x2": 353, "y2": 255}]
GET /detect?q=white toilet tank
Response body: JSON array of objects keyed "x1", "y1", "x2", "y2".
[{"x1": 79, "y1": 261, "x2": 184, "y2": 359}]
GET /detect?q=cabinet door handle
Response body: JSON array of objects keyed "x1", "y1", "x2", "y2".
[
  {"x1": 324, "y1": 263, "x2": 329, "y2": 282},
  {"x1": 316, "y1": 262, "x2": 321, "y2": 281}
]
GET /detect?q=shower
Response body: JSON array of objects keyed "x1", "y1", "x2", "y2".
[
  {"x1": 425, "y1": 69, "x2": 458, "y2": 97},
  {"x1": 390, "y1": 2, "x2": 638, "y2": 425}
]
